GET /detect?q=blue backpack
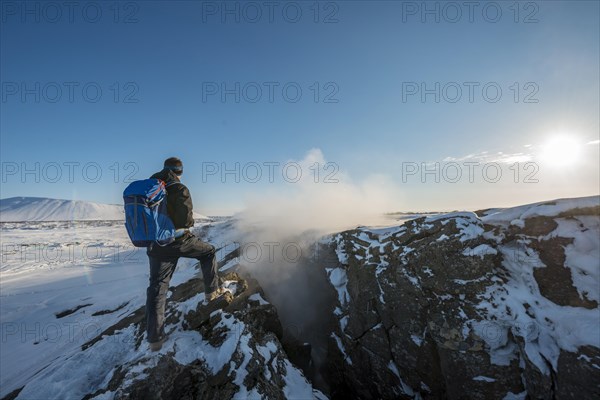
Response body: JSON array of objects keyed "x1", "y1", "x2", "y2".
[{"x1": 123, "y1": 179, "x2": 177, "y2": 247}]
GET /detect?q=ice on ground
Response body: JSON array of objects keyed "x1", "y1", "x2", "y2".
[
  {"x1": 339, "y1": 315, "x2": 349, "y2": 332},
  {"x1": 222, "y1": 280, "x2": 239, "y2": 296},
  {"x1": 387, "y1": 360, "x2": 400, "y2": 378},
  {"x1": 411, "y1": 334, "x2": 423, "y2": 346},
  {"x1": 554, "y1": 216, "x2": 600, "y2": 302},
  {"x1": 423, "y1": 211, "x2": 485, "y2": 242},
  {"x1": 510, "y1": 219, "x2": 525, "y2": 228},
  {"x1": 15, "y1": 325, "x2": 140, "y2": 400},
  {"x1": 481, "y1": 196, "x2": 599, "y2": 225},
  {"x1": 256, "y1": 341, "x2": 278, "y2": 362},
  {"x1": 248, "y1": 293, "x2": 269, "y2": 305},
  {"x1": 331, "y1": 234, "x2": 349, "y2": 265},
  {"x1": 230, "y1": 329, "x2": 255, "y2": 400},
  {"x1": 327, "y1": 267, "x2": 350, "y2": 306},
  {"x1": 473, "y1": 376, "x2": 496, "y2": 382},
  {"x1": 475, "y1": 242, "x2": 600, "y2": 374},
  {"x1": 0, "y1": 221, "x2": 149, "y2": 397},
  {"x1": 331, "y1": 332, "x2": 352, "y2": 365},
  {"x1": 282, "y1": 359, "x2": 318, "y2": 399},
  {"x1": 462, "y1": 244, "x2": 498, "y2": 258},
  {"x1": 425, "y1": 211, "x2": 479, "y2": 222},
  {"x1": 361, "y1": 225, "x2": 406, "y2": 238},
  {"x1": 356, "y1": 231, "x2": 385, "y2": 248},
  {"x1": 436, "y1": 234, "x2": 449, "y2": 242},
  {"x1": 388, "y1": 360, "x2": 417, "y2": 397},
  {"x1": 219, "y1": 258, "x2": 239, "y2": 272},
  {"x1": 176, "y1": 292, "x2": 206, "y2": 315},
  {"x1": 455, "y1": 217, "x2": 485, "y2": 242},
  {"x1": 502, "y1": 391, "x2": 527, "y2": 400}
]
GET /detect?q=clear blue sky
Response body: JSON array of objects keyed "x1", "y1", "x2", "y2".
[{"x1": 2, "y1": 1, "x2": 599, "y2": 214}]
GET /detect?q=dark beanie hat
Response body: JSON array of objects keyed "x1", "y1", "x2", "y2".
[{"x1": 164, "y1": 157, "x2": 183, "y2": 175}]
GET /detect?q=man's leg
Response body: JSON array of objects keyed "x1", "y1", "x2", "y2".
[
  {"x1": 178, "y1": 234, "x2": 220, "y2": 294},
  {"x1": 146, "y1": 254, "x2": 178, "y2": 343}
]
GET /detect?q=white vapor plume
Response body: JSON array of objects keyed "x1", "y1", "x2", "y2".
[
  {"x1": 233, "y1": 148, "x2": 399, "y2": 238},
  {"x1": 225, "y1": 148, "x2": 401, "y2": 369}
]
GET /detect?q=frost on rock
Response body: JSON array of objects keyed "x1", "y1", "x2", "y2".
[
  {"x1": 472, "y1": 376, "x2": 496, "y2": 382},
  {"x1": 554, "y1": 216, "x2": 600, "y2": 302},
  {"x1": 331, "y1": 332, "x2": 353, "y2": 365},
  {"x1": 502, "y1": 391, "x2": 528, "y2": 400},
  {"x1": 481, "y1": 196, "x2": 599, "y2": 225},
  {"x1": 462, "y1": 244, "x2": 498, "y2": 258},
  {"x1": 248, "y1": 292, "x2": 269, "y2": 305},
  {"x1": 475, "y1": 242, "x2": 600, "y2": 375},
  {"x1": 327, "y1": 267, "x2": 350, "y2": 306}
]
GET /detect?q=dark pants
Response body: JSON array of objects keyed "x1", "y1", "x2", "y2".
[{"x1": 145, "y1": 232, "x2": 219, "y2": 343}]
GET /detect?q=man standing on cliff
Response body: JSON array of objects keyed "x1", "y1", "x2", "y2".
[{"x1": 145, "y1": 157, "x2": 222, "y2": 351}]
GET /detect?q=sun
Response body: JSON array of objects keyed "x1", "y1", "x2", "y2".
[{"x1": 539, "y1": 136, "x2": 583, "y2": 167}]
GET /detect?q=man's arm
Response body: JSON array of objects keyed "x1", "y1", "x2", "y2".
[{"x1": 169, "y1": 184, "x2": 194, "y2": 229}]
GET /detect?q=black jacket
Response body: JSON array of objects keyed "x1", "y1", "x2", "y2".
[{"x1": 150, "y1": 168, "x2": 194, "y2": 229}]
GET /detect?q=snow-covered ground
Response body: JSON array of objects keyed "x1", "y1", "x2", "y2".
[
  {"x1": 0, "y1": 218, "x2": 230, "y2": 398},
  {"x1": 2, "y1": 195, "x2": 598, "y2": 399}
]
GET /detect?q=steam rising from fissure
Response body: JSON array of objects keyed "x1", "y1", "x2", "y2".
[{"x1": 227, "y1": 149, "x2": 400, "y2": 383}]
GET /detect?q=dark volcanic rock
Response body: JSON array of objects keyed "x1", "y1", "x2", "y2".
[{"x1": 322, "y1": 198, "x2": 600, "y2": 400}]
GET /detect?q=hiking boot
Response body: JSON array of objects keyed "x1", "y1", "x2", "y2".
[
  {"x1": 206, "y1": 287, "x2": 226, "y2": 302},
  {"x1": 148, "y1": 336, "x2": 166, "y2": 352}
]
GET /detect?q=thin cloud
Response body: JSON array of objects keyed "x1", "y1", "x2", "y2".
[{"x1": 441, "y1": 150, "x2": 533, "y2": 164}]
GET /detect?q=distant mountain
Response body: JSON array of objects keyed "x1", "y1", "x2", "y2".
[
  {"x1": 0, "y1": 197, "x2": 124, "y2": 222},
  {"x1": 0, "y1": 197, "x2": 209, "y2": 222}
]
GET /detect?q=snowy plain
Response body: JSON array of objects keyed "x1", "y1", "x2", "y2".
[{"x1": 0, "y1": 217, "x2": 227, "y2": 398}]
